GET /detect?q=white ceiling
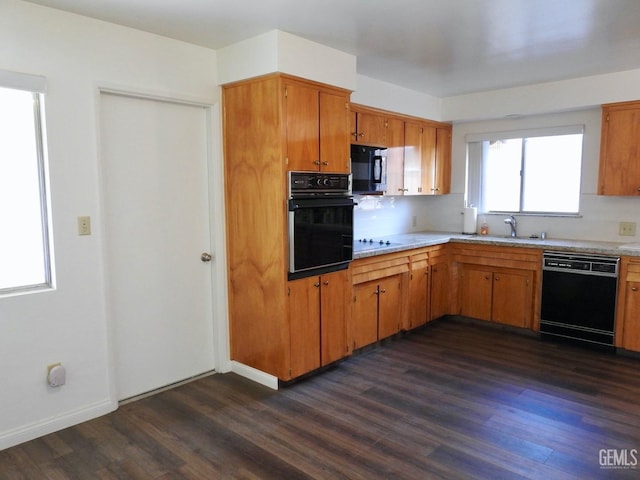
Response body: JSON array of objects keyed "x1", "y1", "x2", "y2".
[{"x1": 23, "y1": 0, "x2": 640, "y2": 97}]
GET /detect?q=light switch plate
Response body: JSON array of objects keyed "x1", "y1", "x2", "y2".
[{"x1": 78, "y1": 216, "x2": 91, "y2": 235}]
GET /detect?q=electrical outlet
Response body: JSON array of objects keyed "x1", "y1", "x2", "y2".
[
  {"x1": 412, "y1": 215, "x2": 417, "y2": 227},
  {"x1": 77, "y1": 216, "x2": 91, "y2": 235},
  {"x1": 619, "y1": 221, "x2": 636, "y2": 236}
]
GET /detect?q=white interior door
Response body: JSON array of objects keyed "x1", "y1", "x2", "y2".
[{"x1": 100, "y1": 92, "x2": 215, "y2": 401}]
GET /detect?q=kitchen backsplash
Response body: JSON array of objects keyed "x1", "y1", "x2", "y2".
[{"x1": 354, "y1": 192, "x2": 640, "y2": 243}]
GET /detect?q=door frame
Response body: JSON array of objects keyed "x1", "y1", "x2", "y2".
[{"x1": 95, "y1": 85, "x2": 231, "y2": 407}]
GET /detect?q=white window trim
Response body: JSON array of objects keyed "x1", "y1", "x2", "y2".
[{"x1": 0, "y1": 69, "x2": 47, "y2": 94}]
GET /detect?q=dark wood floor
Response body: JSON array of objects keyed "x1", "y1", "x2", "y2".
[{"x1": 3, "y1": 317, "x2": 640, "y2": 479}]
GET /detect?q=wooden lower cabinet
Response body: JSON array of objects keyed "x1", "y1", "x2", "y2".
[
  {"x1": 616, "y1": 258, "x2": 640, "y2": 352},
  {"x1": 430, "y1": 250, "x2": 451, "y2": 320},
  {"x1": 492, "y1": 269, "x2": 533, "y2": 327},
  {"x1": 408, "y1": 251, "x2": 430, "y2": 329},
  {"x1": 288, "y1": 269, "x2": 350, "y2": 379},
  {"x1": 352, "y1": 274, "x2": 404, "y2": 349},
  {"x1": 320, "y1": 270, "x2": 351, "y2": 365},
  {"x1": 622, "y1": 281, "x2": 640, "y2": 351},
  {"x1": 352, "y1": 280, "x2": 379, "y2": 349},
  {"x1": 460, "y1": 266, "x2": 493, "y2": 321},
  {"x1": 350, "y1": 253, "x2": 410, "y2": 350},
  {"x1": 460, "y1": 265, "x2": 534, "y2": 328},
  {"x1": 452, "y1": 244, "x2": 541, "y2": 330},
  {"x1": 288, "y1": 276, "x2": 321, "y2": 378},
  {"x1": 377, "y1": 275, "x2": 404, "y2": 339},
  {"x1": 407, "y1": 245, "x2": 451, "y2": 328}
]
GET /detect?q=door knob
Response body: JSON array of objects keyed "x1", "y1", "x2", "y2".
[{"x1": 201, "y1": 252, "x2": 212, "y2": 262}]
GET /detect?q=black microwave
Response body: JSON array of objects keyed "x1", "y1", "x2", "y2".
[{"x1": 350, "y1": 145, "x2": 387, "y2": 194}]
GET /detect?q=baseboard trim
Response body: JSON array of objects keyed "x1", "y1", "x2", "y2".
[
  {"x1": 230, "y1": 361, "x2": 278, "y2": 390},
  {"x1": 0, "y1": 398, "x2": 116, "y2": 451}
]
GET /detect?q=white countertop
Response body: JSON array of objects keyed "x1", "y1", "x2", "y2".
[{"x1": 353, "y1": 231, "x2": 640, "y2": 259}]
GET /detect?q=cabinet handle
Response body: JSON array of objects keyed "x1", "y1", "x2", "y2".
[
  {"x1": 632, "y1": 287, "x2": 638, "y2": 292},
  {"x1": 323, "y1": 280, "x2": 329, "y2": 286},
  {"x1": 313, "y1": 160, "x2": 320, "y2": 165},
  {"x1": 380, "y1": 288, "x2": 386, "y2": 294},
  {"x1": 358, "y1": 132, "x2": 365, "y2": 138},
  {"x1": 495, "y1": 276, "x2": 500, "y2": 281},
  {"x1": 314, "y1": 282, "x2": 320, "y2": 288},
  {"x1": 322, "y1": 161, "x2": 329, "y2": 166},
  {"x1": 637, "y1": 187, "x2": 640, "y2": 192},
  {"x1": 374, "y1": 289, "x2": 380, "y2": 295},
  {"x1": 484, "y1": 275, "x2": 490, "y2": 280}
]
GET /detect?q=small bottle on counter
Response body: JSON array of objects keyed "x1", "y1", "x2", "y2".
[{"x1": 480, "y1": 217, "x2": 489, "y2": 236}]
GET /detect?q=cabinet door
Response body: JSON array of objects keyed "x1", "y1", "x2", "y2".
[
  {"x1": 599, "y1": 104, "x2": 640, "y2": 195},
  {"x1": 352, "y1": 280, "x2": 379, "y2": 349},
  {"x1": 386, "y1": 116, "x2": 406, "y2": 195},
  {"x1": 355, "y1": 112, "x2": 387, "y2": 147},
  {"x1": 435, "y1": 126, "x2": 451, "y2": 195},
  {"x1": 492, "y1": 269, "x2": 533, "y2": 328},
  {"x1": 421, "y1": 125, "x2": 437, "y2": 195},
  {"x1": 430, "y1": 260, "x2": 450, "y2": 320},
  {"x1": 404, "y1": 122, "x2": 423, "y2": 195},
  {"x1": 378, "y1": 274, "x2": 403, "y2": 339},
  {"x1": 285, "y1": 83, "x2": 320, "y2": 171},
  {"x1": 460, "y1": 266, "x2": 493, "y2": 321},
  {"x1": 623, "y1": 281, "x2": 640, "y2": 351},
  {"x1": 404, "y1": 122, "x2": 436, "y2": 195},
  {"x1": 409, "y1": 266, "x2": 429, "y2": 329},
  {"x1": 319, "y1": 91, "x2": 350, "y2": 173},
  {"x1": 320, "y1": 270, "x2": 349, "y2": 365},
  {"x1": 288, "y1": 276, "x2": 321, "y2": 378}
]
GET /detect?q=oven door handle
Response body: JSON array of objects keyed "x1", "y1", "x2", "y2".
[{"x1": 288, "y1": 198, "x2": 356, "y2": 211}]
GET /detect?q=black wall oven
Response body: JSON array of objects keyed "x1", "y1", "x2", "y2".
[{"x1": 288, "y1": 172, "x2": 355, "y2": 280}]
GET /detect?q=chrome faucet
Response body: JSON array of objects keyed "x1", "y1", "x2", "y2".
[{"x1": 504, "y1": 215, "x2": 517, "y2": 237}]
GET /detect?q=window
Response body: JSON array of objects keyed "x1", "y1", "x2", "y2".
[
  {"x1": 0, "y1": 72, "x2": 53, "y2": 294},
  {"x1": 466, "y1": 126, "x2": 584, "y2": 215}
]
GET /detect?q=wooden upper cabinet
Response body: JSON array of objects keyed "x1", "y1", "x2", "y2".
[
  {"x1": 352, "y1": 111, "x2": 387, "y2": 147},
  {"x1": 404, "y1": 121, "x2": 436, "y2": 195},
  {"x1": 285, "y1": 82, "x2": 320, "y2": 172},
  {"x1": 435, "y1": 126, "x2": 452, "y2": 195},
  {"x1": 599, "y1": 100, "x2": 640, "y2": 195},
  {"x1": 386, "y1": 117, "x2": 406, "y2": 195},
  {"x1": 319, "y1": 91, "x2": 351, "y2": 173},
  {"x1": 285, "y1": 80, "x2": 350, "y2": 173}
]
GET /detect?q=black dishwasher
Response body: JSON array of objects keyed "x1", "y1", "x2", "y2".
[{"x1": 540, "y1": 251, "x2": 619, "y2": 348}]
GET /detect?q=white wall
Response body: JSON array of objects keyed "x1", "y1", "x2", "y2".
[
  {"x1": 352, "y1": 75, "x2": 443, "y2": 121},
  {"x1": 217, "y1": 30, "x2": 357, "y2": 90},
  {"x1": 442, "y1": 68, "x2": 640, "y2": 122},
  {"x1": 0, "y1": 0, "x2": 218, "y2": 449}
]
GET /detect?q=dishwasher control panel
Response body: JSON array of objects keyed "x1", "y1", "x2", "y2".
[{"x1": 543, "y1": 252, "x2": 619, "y2": 277}]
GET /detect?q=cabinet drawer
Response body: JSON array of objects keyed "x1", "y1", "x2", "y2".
[{"x1": 352, "y1": 252, "x2": 410, "y2": 284}]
